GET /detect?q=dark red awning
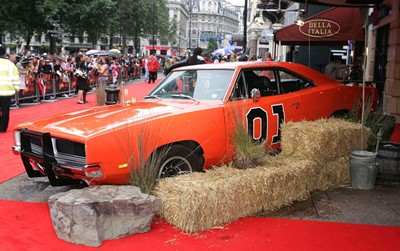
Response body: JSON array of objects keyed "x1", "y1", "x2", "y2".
[{"x1": 274, "y1": 7, "x2": 364, "y2": 45}]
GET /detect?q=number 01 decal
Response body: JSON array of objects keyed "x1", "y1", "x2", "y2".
[{"x1": 246, "y1": 104, "x2": 285, "y2": 144}]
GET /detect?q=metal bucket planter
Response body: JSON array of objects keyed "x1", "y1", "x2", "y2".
[{"x1": 349, "y1": 150, "x2": 378, "y2": 190}]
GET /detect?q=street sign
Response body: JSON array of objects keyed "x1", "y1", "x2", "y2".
[{"x1": 47, "y1": 30, "x2": 58, "y2": 33}]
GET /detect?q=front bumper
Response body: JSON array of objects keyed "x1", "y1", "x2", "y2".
[{"x1": 13, "y1": 128, "x2": 91, "y2": 186}]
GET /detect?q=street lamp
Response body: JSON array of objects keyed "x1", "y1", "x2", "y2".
[
  {"x1": 243, "y1": 0, "x2": 248, "y2": 53},
  {"x1": 188, "y1": 0, "x2": 192, "y2": 51},
  {"x1": 152, "y1": 0, "x2": 155, "y2": 52}
]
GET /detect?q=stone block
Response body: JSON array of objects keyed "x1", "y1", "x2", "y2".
[
  {"x1": 48, "y1": 185, "x2": 160, "y2": 247},
  {"x1": 385, "y1": 78, "x2": 400, "y2": 96},
  {"x1": 386, "y1": 61, "x2": 400, "y2": 80},
  {"x1": 389, "y1": 25, "x2": 400, "y2": 46},
  {"x1": 385, "y1": 95, "x2": 400, "y2": 114},
  {"x1": 387, "y1": 45, "x2": 400, "y2": 62}
]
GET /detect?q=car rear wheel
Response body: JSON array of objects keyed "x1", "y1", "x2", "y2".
[{"x1": 158, "y1": 145, "x2": 202, "y2": 178}]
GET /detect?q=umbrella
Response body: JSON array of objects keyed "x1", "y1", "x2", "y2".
[
  {"x1": 212, "y1": 48, "x2": 234, "y2": 56},
  {"x1": 108, "y1": 49, "x2": 121, "y2": 58},
  {"x1": 95, "y1": 50, "x2": 109, "y2": 56},
  {"x1": 85, "y1": 49, "x2": 99, "y2": 56},
  {"x1": 225, "y1": 45, "x2": 243, "y2": 53}
]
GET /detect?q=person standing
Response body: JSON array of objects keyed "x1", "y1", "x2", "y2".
[
  {"x1": 75, "y1": 54, "x2": 90, "y2": 104},
  {"x1": 264, "y1": 52, "x2": 273, "y2": 61},
  {"x1": 0, "y1": 45, "x2": 20, "y2": 133},
  {"x1": 147, "y1": 54, "x2": 160, "y2": 84},
  {"x1": 324, "y1": 58, "x2": 338, "y2": 79},
  {"x1": 188, "y1": 47, "x2": 206, "y2": 66},
  {"x1": 97, "y1": 56, "x2": 110, "y2": 105},
  {"x1": 165, "y1": 47, "x2": 205, "y2": 75},
  {"x1": 141, "y1": 55, "x2": 149, "y2": 82}
]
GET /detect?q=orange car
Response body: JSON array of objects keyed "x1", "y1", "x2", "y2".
[{"x1": 12, "y1": 62, "x2": 377, "y2": 186}]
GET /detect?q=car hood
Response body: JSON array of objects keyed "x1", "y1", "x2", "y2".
[{"x1": 16, "y1": 101, "x2": 216, "y2": 139}]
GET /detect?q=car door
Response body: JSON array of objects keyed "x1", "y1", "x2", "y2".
[
  {"x1": 224, "y1": 68, "x2": 304, "y2": 151},
  {"x1": 277, "y1": 68, "x2": 330, "y2": 120}
]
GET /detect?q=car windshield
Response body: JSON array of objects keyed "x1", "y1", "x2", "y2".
[{"x1": 148, "y1": 69, "x2": 234, "y2": 101}]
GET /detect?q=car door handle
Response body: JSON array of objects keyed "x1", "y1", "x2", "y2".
[{"x1": 289, "y1": 102, "x2": 300, "y2": 107}]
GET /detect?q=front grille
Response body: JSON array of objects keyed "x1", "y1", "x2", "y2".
[
  {"x1": 20, "y1": 129, "x2": 87, "y2": 168},
  {"x1": 29, "y1": 137, "x2": 43, "y2": 155},
  {"x1": 20, "y1": 129, "x2": 46, "y2": 161},
  {"x1": 52, "y1": 138, "x2": 86, "y2": 167}
]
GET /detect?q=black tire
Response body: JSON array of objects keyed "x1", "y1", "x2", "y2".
[{"x1": 158, "y1": 145, "x2": 203, "y2": 178}]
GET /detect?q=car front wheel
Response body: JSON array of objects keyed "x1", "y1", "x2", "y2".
[{"x1": 158, "y1": 145, "x2": 202, "y2": 178}]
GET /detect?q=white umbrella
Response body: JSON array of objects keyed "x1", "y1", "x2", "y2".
[
  {"x1": 85, "y1": 49, "x2": 99, "y2": 56},
  {"x1": 108, "y1": 49, "x2": 121, "y2": 57},
  {"x1": 212, "y1": 48, "x2": 234, "y2": 56}
]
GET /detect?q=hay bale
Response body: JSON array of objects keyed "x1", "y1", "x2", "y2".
[
  {"x1": 305, "y1": 157, "x2": 350, "y2": 191},
  {"x1": 280, "y1": 118, "x2": 370, "y2": 164},
  {"x1": 154, "y1": 118, "x2": 367, "y2": 233},
  {"x1": 154, "y1": 158, "x2": 316, "y2": 233}
]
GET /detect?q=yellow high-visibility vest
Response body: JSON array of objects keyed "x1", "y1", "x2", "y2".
[{"x1": 0, "y1": 58, "x2": 20, "y2": 96}]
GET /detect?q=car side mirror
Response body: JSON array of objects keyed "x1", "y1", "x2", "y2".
[{"x1": 251, "y1": 88, "x2": 261, "y2": 102}]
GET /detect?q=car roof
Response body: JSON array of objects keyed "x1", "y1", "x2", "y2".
[
  {"x1": 174, "y1": 61, "x2": 336, "y2": 85},
  {"x1": 175, "y1": 61, "x2": 297, "y2": 71}
]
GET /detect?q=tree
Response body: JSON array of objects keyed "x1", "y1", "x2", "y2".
[
  {"x1": 59, "y1": 0, "x2": 116, "y2": 46},
  {"x1": 0, "y1": 0, "x2": 176, "y2": 55},
  {"x1": 116, "y1": 0, "x2": 176, "y2": 54},
  {"x1": 0, "y1": 0, "x2": 62, "y2": 50},
  {"x1": 207, "y1": 38, "x2": 218, "y2": 55}
]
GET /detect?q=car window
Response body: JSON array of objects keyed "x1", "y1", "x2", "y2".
[
  {"x1": 148, "y1": 69, "x2": 234, "y2": 101},
  {"x1": 230, "y1": 70, "x2": 258, "y2": 100},
  {"x1": 230, "y1": 69, "x2": 279, "y2": 100},
  {"x1": 278, "y1": 70, "x2": 315, "y2": 94}
]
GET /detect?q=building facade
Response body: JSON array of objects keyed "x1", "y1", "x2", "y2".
[
  {"x1": 187, "y1": 0, "x2": 239, "y2": 50},
  {"x1": 367, "y1": 0, "x2": 400, "y2": 121}
]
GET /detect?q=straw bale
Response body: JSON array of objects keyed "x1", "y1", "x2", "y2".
[
  {"x1": 308, "y1": 157, "x2": 350, "y2": 191},
  {"x1": 280, "y1": 118, "x2": 370, "y2": 164},
  {"x1": 153, "y1": 118, "x2": 364, "y2": 233},
  {"x1": 154, "y1": 158, "x2": 316, "y2": 233}
]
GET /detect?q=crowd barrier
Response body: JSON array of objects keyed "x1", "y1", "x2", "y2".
[{"x1": 11, "y1": 64, "x2": 142, "y2": 108}]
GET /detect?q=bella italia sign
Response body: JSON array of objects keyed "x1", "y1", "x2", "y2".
[{"x1": 299, "y1": 19, "x2": 340, "y2": 38}]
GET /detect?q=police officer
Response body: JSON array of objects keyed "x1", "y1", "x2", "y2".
[{"x1": 0, "y1": 45, "x2": 20, "y2": 132}]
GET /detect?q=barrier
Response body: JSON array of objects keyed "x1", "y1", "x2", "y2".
[
  {"x1": 55, "y1": 72, "x2": 71, "y2": 97},
  {"x1": 18, "y1": 73, "x2": 40, "y2": 105},
  {"x1": 9, "y1": 62, "x2": 141, "y2": 108}
]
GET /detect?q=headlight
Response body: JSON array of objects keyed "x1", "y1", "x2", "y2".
[
  {"x1": 12, "y1": 130, "x2": 22, "y2": 153},
  {"x1": 14, "y1": 130, "x2": 21, "y2": 146}
]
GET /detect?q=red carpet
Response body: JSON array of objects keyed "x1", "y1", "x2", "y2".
[
  {"x1": 0, "y1": 81, "x2": 156, "y2": 184},
  {"x1": 0, "y1": 200, "x2": 399, "y2": 251},
  {"x1": 1, "y1": 80, "x2": 400, "y2": 250}
]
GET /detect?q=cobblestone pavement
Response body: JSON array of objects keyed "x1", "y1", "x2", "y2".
[{"x1": 259, "y1": 178, "x2": 400, "y2": 226}]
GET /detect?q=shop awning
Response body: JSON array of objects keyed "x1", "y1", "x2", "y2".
[{"x1": 274, "y1": 7, "x2": 364, "y2": 45}]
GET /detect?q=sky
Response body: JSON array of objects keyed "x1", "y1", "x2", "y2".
[{"x1": 227, "y1": 0, "x2": 245, "y2": 6}]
